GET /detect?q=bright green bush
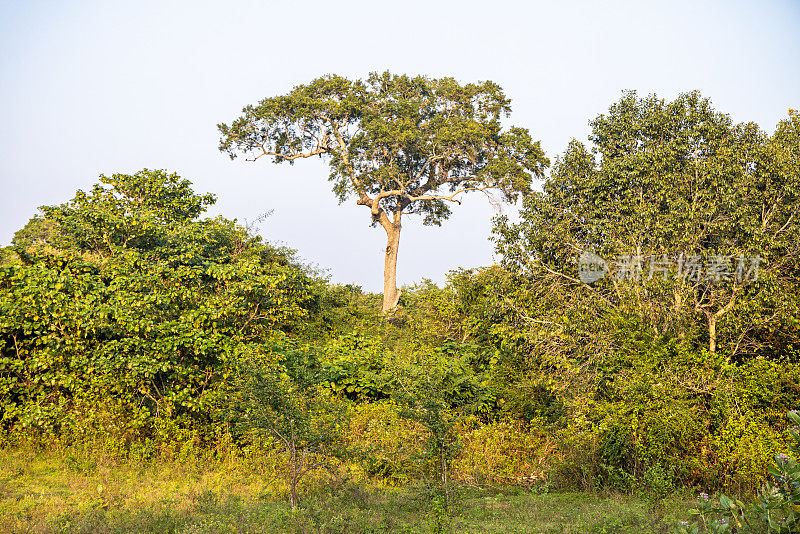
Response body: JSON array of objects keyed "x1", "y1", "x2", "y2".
[
  {"x1": 0, "y1": 170, "x2": 317, "y2": 453},
  {"x1": 319, "y1": 332, "x2": 391, "y2": 401}
]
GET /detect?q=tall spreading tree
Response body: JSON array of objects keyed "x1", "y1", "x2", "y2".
[
  {"x1": 218, "y1": 72, "x2": 548, "y2": 313},
  {"x1": 494, "y1": 93, "x2": 800, "y2": 358}
]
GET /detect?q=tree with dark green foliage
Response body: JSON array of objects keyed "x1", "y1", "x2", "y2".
[
  {"x1": 0, "y1": 170, "x2": 316, "y2": 448},
  {"x1": 495, "y1": 94, "x2": 800, "y2": 359},
  {"x1": 490, "y1": 94, "x2": 800, "y2": 491},
  {"x1": 218, "y1": 72, "x2": 548, "y2": 313}
]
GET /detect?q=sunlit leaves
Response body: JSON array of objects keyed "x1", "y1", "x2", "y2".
[
  {"x1": 0, "y1": 171, "x2": 315, "y2": 441},
  {"x1": 218, "y1": 72, "x2": 548, "y2": 227}
]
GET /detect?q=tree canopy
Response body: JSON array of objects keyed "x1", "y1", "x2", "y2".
[
  {"x1": 219, "y1": 72, "x2": 548, "y2": 312},
  {"x1": 495, "y1": 92, "x2": 800, "y2": 358}
]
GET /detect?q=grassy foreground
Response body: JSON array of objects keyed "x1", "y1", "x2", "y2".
[{"x1": 0, "y1": 449, "x2": 691, "y2": 533}]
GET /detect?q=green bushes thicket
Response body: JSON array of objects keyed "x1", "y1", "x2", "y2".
[{"x1": 2, "y1": 94, "x2": 799, "y2": 513}]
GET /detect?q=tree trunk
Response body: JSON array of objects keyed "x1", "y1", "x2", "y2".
[
  {"x1": 704, "y1": 294, "x2": 736, "y2": 355},
  {"x1": 441, "y1": 446, "x2": 450, "y2": 508},
  {"x1": 708, "y1": 316, "x2": 717, "y2": 354},
  {"x1": 381, "y1": 213, "x2": 402, "y2": 314},
  {"x1": 290, "y1": 447, "x2": 299, "y2": 511},
  {"x1": 290, "y1": 476, "x2": 298, "y2": 511}
]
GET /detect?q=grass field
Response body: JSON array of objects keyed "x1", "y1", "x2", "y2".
[{"x1": 0, "y1": 449, "x2": 695, "y2": 533}]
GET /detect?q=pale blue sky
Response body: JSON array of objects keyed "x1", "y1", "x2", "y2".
[{"x1": 1, "y1": 0, "x2": 798, "y2": 290}]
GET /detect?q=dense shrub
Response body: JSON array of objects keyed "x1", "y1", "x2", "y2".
[{"x1": 0, "y1": 170, "x2": 316, "y2": 453}]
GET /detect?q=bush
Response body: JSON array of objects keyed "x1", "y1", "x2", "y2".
[
  {"x1": 453, "y1": 417, "x2": 555, "y2": 487},
  {"x1": 346, "y1": 400, "x2": 425, "y2": 483},
  {"x1": 674, "y1": 410, "x2": 800, "y2": 533}
]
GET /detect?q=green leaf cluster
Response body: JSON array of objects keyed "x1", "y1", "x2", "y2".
[{"x1": 0, "y1": 170, "x2": 316, "y2": 449}]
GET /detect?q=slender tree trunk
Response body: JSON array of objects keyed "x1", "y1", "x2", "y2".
[
  {"x1": 704, "y1": 294, "x2": 736, "y2": 355},
  {"x1": 290, "y1": 446, "x2": 298, "y2": 511},
  {"x1": 441, "y1": 446, "x2": 450, "y2": 508},
  {"x1": 673, "y1": 282, "x2": 686, "y2": 341},
  {"x1": 290, "y1": 476, "x2": 298, "y2": 511},
  {"x1": 381, "y1": 212, "x2": 402, "y2": 314},
  {"x1": 708, "y1": 317, "x2": 717, "y2": 354}
]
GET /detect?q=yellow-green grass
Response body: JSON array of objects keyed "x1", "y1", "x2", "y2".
[{"x1": 0, "y1": 448, "x2": 691, "y2": 533}]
